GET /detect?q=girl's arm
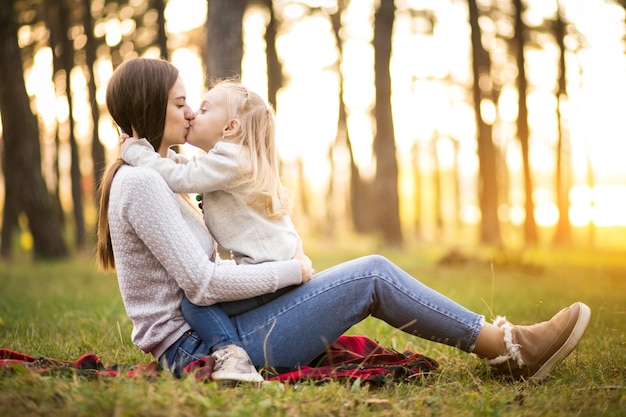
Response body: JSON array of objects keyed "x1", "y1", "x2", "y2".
[
  {"x1": 120, "y1": 139, "x2": 242, "y2": 194},
  {"x1": 116, "y1": 167, "x2": 303, "y2": 306},
  {"x1": 119, "y1": 134, "x2": 192, "y2": 164}
]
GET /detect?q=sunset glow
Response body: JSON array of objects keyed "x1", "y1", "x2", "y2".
[{"x1": 9, "y1": 0, "x2": 626, "y2": 239}]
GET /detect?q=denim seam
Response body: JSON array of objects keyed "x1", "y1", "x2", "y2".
[
  {"x1": 236, "y1": 274, "x2": 367, "y2": 340},
  {"x1": 237, "y1": 270, "x2": 481, "y2": 349}
]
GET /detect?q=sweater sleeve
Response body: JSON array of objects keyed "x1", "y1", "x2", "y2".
[
  {"x1": 116, "y1": 167, "x2": 302, "y2": 306},
  {"x1": 120, "y1": 139, "x2": 242, "y2": 194}
]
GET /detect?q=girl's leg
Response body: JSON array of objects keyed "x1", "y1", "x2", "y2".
[
  {"x1": 233, "y1": 255, "x2": 484, "y2": 368},
  {"x1": 180, "y1": 296, "x2": 264, "y2": 382},
  {"x1": 181, "y1": 296, "x2": 241, "y2": 352}
]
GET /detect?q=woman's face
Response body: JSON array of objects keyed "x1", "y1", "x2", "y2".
[
  {"x1": 159, "y1": 76, "x2": 195, "y2": 156},
  {"x1": 187, "y1": 89, "x2": 231, "y2": 152}
]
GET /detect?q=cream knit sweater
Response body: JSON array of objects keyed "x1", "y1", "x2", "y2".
[
  {"x1": 121, "y1": 139, "x2": 299, "y2": 265},
  {"x1": 108, "y1": 165, "x2": 302, "y2": 359}
]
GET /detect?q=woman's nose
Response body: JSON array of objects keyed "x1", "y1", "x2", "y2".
[{"x1": 184, "y1": 105, "x2": 195, "y2": 120}]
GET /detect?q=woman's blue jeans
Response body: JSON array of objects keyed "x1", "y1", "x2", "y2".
[{"x1": 160, "y1": 255, "x2": 484, "y2": 377}]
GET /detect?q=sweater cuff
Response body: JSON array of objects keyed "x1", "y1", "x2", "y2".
[{"x1": 274, "y1": 260, "x2": 302, "y2": 289}]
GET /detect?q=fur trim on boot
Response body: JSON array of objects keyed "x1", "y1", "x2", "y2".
[{"x1": 486, "y1": 316, "x2": 525, "y2": 368}]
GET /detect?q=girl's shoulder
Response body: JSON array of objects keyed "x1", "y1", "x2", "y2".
[{"x1": 212, "y1": 141, "x2": 242, "y2": 155}]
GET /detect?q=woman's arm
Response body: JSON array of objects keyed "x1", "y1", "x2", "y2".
[
  {"x1": 120, "y1": 139, "x2": 242, "y2": 194},
  {"x1": 114, "y1": 167, "x2": 304, "y2": 305}
]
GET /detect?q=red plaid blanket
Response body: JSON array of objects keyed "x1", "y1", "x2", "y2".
[{"x1": 0, "y1": 335, "x2": 438, "y2": 385}]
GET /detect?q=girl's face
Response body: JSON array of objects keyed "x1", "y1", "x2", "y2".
[
  {"x1": 159, "y1": 76, "x2": 195, "y2": 156},
  {"x1": 187, "y1": 89, "x2": 231, "y2": 152}
]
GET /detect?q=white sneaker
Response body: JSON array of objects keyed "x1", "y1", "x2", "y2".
[{"x1": 211, "y1": 345, "x2": 264, "y2": 383}]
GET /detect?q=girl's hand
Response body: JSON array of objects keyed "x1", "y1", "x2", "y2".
[
  {"x1": 120, "y1": 131, "x2": 140, "y2": 145},
  {"x1": 120, "y1": 132, "x2": 131, "y2": 145},
  {"x1": 293, "y1": 240, "x2": 314, "y2": 283}
]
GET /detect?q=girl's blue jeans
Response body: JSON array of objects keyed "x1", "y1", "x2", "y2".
[
  {"x1": 161, "y1": 255, "x2": 484, "y2": 377},
  {"x1": 180, "y1": 285, "x2": 298, "y2": 353},
  {"x1": 180, "y1": 296, "x2": 242, "y2": 352}
]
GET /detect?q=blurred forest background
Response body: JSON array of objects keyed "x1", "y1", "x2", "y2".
[{"x1": 1, "y1": 0, "x2": 625, "y2": 260}]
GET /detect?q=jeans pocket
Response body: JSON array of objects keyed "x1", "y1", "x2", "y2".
[{"x1": 162, "y1": 331, "x2": 209, "y2": 377}]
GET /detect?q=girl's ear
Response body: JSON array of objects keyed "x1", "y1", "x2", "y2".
[{"x1": 223, "y1": 119, "x2": 240, "y2": 138}]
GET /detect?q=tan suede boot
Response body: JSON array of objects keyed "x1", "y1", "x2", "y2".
[{"x1": 487, "y1": 302, "x2": 591, "y2": 381}]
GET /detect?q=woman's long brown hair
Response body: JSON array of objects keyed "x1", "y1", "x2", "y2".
[
  {"x1": 96, "y1": 158, "x2": 125, "y2": 271},
  {"x1": 96, "y1": 58, "x2": 179, "y2": 271}
]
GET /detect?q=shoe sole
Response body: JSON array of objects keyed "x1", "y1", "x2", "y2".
[
  {"x1": 211, "y1": 372, "x2": 264, "y2": 383},
  {"x1": 530, "y1": 302, "x2": 591, "y2": 381}
]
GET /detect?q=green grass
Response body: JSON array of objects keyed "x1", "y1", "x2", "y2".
[{"x1": 1, "y1": 241, "x2": 625, "y2": 416}]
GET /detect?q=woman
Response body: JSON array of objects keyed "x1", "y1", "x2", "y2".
[
  {"x1": 118, "y1": 79, "x2": 308, "y2": 383},
  {"x1": 98, "y1": 58, "x2": 590, "y2": 381}
]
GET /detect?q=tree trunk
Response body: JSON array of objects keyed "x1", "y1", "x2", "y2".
[
  {"x1": 329, "y1": 0, "x2": 360, "y2": 235},
  {"x1": 468, "y1": 0, "x2": 501, "y2": 245},
  {"x1": 513, "y1": 0, "x2": 538, "y2": 245},
  {"x1": 432, "y1": 137, "x2": 443, "y2": 232},
  {"x1": 411, "y1": 142, "x2": 422, "y2": 238},
  {"x1": 0, "y1": 169, "x2": 19, "y2": 258},
  {"x1": 452, "y1": 138, "x2": 462, "y2": 230},
  {"x1": 373, "y1": 0, "x2": 402, "y2": 247},
  {"x1": 0, "y1": 0, "x2": 67, "y2": 259},
  {"x1": 152, "y1": 0, "x2": 169, "y2": 60},
  {"x1": 204, "y1": 0, "x2": 247, "y2": 82},
  {"x1": 584, "y1": 142, "x2": 595, "y2": 248},
  {"x1": 46, "y1": 0, "x2": 85, "y2": 248},
  {"x1": 82, "y1": 0, "x2": 106, "y2": 209},
  {"x1": 553, "y1": 5, "x2": 572, "y2": 245},
  {"x1": 262, "y1": 0, "x2": 282, "y2": 110}
]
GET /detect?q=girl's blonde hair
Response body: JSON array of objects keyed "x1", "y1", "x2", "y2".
[{"x1": 210, "y1": 79, "x2": 291, "y2": 218}]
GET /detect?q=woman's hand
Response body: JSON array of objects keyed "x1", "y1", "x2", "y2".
[{"x1": 293, "y1": 240, "x2": 314, "y2": 283}]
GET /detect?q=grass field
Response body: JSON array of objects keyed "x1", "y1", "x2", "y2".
[{"x1": 0, "y1": 240, "x2": 624, "y2": 416}]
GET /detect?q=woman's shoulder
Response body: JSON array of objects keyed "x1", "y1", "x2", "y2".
[
  {"x1": 113, "y1": 164, "x2": 172, "y2": 193},
  {"x1": 115, "y1": 163, "x2": 162, "y2": 179},
  {"x1": 110, "y1": 165, "x2": 178, "y2": 217}
]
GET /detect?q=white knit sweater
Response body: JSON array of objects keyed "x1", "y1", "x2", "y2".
[
  {"x1": 121, "y1": 139, "x2": 299, "y2": 264},
  {"x1": 108, "y1": 165, "x2": 302, "y2": 359}
]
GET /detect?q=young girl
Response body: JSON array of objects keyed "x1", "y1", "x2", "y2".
[
  {"x1": 120, "y1": 80, "x2": 302, "y2": 383},
  {"x1": 122, "y1": 80, "x2": 298, "y2": 265}
]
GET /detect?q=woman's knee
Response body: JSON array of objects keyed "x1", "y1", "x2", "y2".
[{"x1": 360, "y1": 254, "x2": 394, "y2": 272}]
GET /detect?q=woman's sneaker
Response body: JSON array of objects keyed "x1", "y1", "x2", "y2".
[
  {"x1": 487, "y1": 302, "x2": 591, "y2": 381},
  {"x1": 211, "y1": 345, "x2": 264, "y2": 383}
]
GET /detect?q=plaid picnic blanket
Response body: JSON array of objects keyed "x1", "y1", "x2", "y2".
[{"x1": 0, "y1": 335, "x2": 438, "y2": 385}]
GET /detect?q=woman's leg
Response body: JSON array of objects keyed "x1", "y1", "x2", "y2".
[
  {"x1": 160, "y1": 330, "x2": 210, "y2": 378},
  {"x1": 233, "y1": 255, "x2": 484, "y2": 368}
]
